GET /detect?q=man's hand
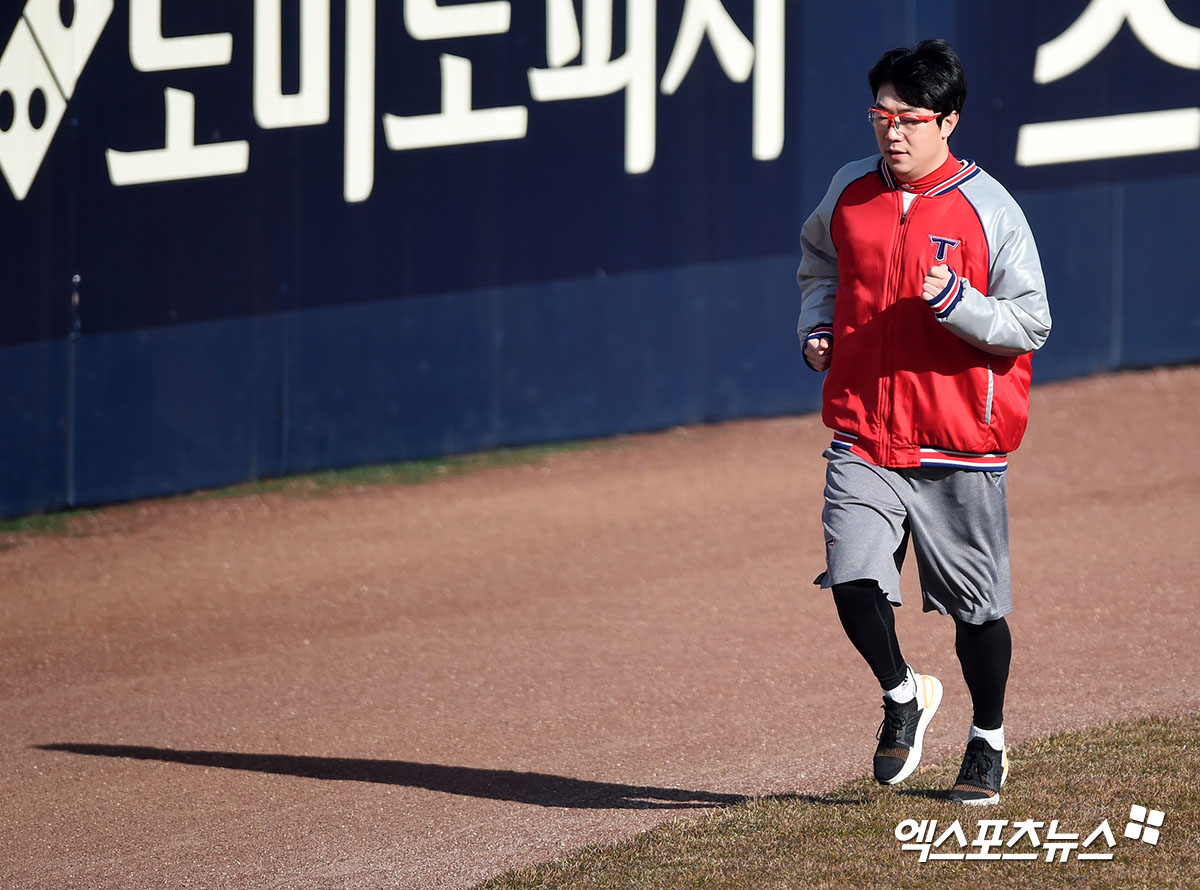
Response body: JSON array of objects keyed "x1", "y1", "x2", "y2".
[
  {"x1": 805, "y1": 336, "x2": 832, "y2": 372},
  {"x1": 922, "y1": 263, "x2": 953, "y2": 302}
]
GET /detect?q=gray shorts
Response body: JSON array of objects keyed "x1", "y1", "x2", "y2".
[{"x1": 819, "y1": 448, "x2": 1012, "y2": 624}]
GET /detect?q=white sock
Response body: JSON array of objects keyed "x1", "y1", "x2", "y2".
[
  {"x1": 883, "y1": 667, "x2": 917, "y2": 704},
  {"x1": 968, "y1": 724, "x2": 1005, "y2": 751}
]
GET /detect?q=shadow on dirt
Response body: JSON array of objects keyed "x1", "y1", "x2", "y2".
[
  {"x1": 36, "y1": 743, "x2": 749, "y2": 810},
  {"x1": 895, "y1": 787, "x2": 956, "y2": 802}
]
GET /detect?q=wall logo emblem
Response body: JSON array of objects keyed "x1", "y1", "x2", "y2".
[{"x1": 0, "y1": 0, "x2": 113, "y2": 200}]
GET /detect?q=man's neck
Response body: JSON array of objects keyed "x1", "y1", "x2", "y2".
[
  {"x1": 893, "y1": 151, "x2": 958, "y2": 191},
  {"x1": 896, "y1": 148, "x2": 950, "y2": 184}
]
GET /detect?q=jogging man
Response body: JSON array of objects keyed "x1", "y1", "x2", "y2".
[{"x1": 796, "y1": 39, "x2": 1051, "y2": 805}]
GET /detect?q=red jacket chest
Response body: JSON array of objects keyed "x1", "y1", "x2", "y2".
[{"x1": 829, "y1": 179, "x2": 989, "y2": 316}]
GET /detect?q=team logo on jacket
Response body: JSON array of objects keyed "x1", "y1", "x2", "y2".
[{"x1": 929, "y1": 235, "x2": 961, "y2": 261}]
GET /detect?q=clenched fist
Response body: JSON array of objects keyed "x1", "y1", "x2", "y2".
[
  {"x1": 922, "y1": 263, "x2": 953, "y2": 302},
  {"x1": 805, "y1": 336, "x2": 832, "y2": 372}
]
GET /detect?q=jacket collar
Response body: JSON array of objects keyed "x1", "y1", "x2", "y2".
[{"x1": 878, "y1": 153, "x2": 979, "y2": 196}]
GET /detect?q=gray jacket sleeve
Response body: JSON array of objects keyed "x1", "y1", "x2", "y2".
[
  {"x1": 796, "y1": 158, "x2": 876, "y2": 357},
  {"x1": 934, "y1": 173, "x2": 1052, "y2": 356},
  {"x1": 796, "y1": 209, "x2": 838, "y2": 346}
]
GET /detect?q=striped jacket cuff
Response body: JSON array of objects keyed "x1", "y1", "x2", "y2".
[{"x1": 928, "y1": 269, "x2": 965, "y2": 318}]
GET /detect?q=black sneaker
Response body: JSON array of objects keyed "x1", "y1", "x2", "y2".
[
  {"x1": 873, "y1": 672, "x2": 943, "y2": 785},
  {"x1": 948, "y1": 737, "x2": 1010, "y2": 805}
]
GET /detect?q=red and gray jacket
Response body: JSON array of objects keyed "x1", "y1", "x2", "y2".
[{"x1": 796, "y1": 153, "x2": 1051, "y2": 471}]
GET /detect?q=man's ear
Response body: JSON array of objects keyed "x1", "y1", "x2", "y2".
[{"x1": 941, "y1": 110, "x2": 960, "y2": 140}]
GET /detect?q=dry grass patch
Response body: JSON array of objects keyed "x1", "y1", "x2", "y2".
[{"x1": 477, "y1": 713, "x2": 1199, "y2": 890}]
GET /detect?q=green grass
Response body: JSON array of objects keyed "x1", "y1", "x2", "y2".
[
  {"x1": 0, "y1": 437, "x2": 620, "y2": 537},
  {"x1": 0, "y1": 511, "x2": 81, "y2": 535},
  {"x1": 194, "y1": 439, "x2": 618, "y2": 499},
  {"x1": 475, "y1": 713, "x2": 1200, "y2": 890}
]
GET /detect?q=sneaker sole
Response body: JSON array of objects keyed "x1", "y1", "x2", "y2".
[
  {"x1": 881, "y1": 673, "x2": 943, "y2": 786},
  {"x1": 959, "y1": 793, "x2": 1000, "y2": 806},
  {"x1": 960, "y1": 796, "x2": 998, "y2": 810}
]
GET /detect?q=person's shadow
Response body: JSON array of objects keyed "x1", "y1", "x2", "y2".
[{"x1": 35, "y1": 743, "x2": 749, "y2": 811}]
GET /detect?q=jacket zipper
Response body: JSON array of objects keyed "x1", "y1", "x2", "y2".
[{"x1": 880, "y1": 191, "x2": 916, "y2": 465}]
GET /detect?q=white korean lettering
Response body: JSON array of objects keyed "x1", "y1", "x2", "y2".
[
  {"x1": 1017, "y1": 1, "x2": 1200, "y2": 166},
  {"x1": 384, "y1": 2, "x2": 527, "y2": 152},
  {"x1": 999, "y1": 817, "x2": 1041, "y2": 860},
  {"x1": 928, "y1": 820, "x2": 968, "y2": 860},
  {"x1": 896, "y1": 818, "x2": 937, "y2": 861},
  {"x1": 966, "y1": 819, "x2": 1007, "y2": 860},
  {"x1": 344, "y1": 0, "x2": 376, "y2": 202},
  {"x1": 105, "y1": 87, "x2": 249, "y2": 184},
  {"x1": 545, "y1": 0, "x2": 580, "y2": 67},
  {"x1": 254, "y1": 0, "x2": 331, "y2": 129},
  {"x1": 894, "y1": 819, "x2": 932, "y2": 843},
  {"x1": 528, "y1": 0, "x2": 657, "y2": 174},
  {"x1": 1016, "y1": 108, "x2": 1200, "y2": 166},
  {"x1": 661, "y1": 0, "x2": 755, "y2": 92},
  {"x1": 383, "y1": 54, "x2": 527, "y2": 150},
  {"x1": 751, "y1": 0, "x2": 784, "y2": 160},
  {"x1": 1041, "y1": 819, "x2": 1080, "y2": 863},
  {"x1": 1034, "y1": 0, "x2": 1200, "y2": 84},
  {"x1": 112, "y1": 2, "x2": 247, "y2": 186},
  {"x1": 405, "y1": 0, "x2": 510, "y2": 40},
  {"x1": 1005, "y1": 818, "x2": 1043, "y2": 848},
  {"x1": 660, "y1": 0, "x2": 784, "y2": 161},
  {"x1": 1077, "y1": 819, "x2": 1116, "y2": 860},
  {"x1": 129, "y1": 0, "x2": 233, "y2": 72}
]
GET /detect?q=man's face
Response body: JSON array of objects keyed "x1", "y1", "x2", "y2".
[{"x1": 872, "y1": 83, "x2": 959, "y2": 183}]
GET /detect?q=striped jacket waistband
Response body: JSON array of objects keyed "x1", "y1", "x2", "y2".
[{"x1": 830, "y1": 431, "x2": 1008, "y2": 471}]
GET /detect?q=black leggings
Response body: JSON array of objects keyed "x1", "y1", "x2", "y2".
[
  {"x1": 831, "y1": 579, "x2": 1010, "y2": 730},
  {"x1": 955, "y1": 613, "x2": 1010, "y2": 731}
]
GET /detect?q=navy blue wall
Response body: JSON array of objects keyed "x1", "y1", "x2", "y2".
[{"x1": 3, "y1": 1, "x2": 1199, "y2": 517}]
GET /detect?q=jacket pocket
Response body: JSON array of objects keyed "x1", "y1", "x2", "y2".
[{"x1": 983, "y1": 363, "x2": 994, "y2": 426}]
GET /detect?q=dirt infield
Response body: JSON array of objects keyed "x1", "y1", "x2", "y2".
[{"x1": 2, "y1": 366, "x2": 1198, "y2": 889}]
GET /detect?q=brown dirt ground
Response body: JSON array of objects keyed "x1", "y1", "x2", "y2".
[{"x1": 1, "y1": 366, "x2": 1198, "y2": 889}]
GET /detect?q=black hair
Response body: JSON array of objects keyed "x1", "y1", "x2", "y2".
[{"x1": 868, "y1": 39, "x2": 966, "y2": 123}]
